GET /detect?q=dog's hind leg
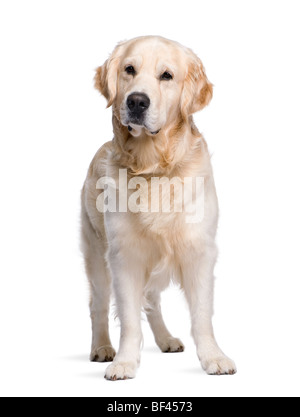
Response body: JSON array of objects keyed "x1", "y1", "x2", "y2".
[
  {"x1": 145, "y1": 290, "x2": 184, "y2": 353},
  {"x1": 81, "y1": 209, "x2": 116, "y2": 363}
]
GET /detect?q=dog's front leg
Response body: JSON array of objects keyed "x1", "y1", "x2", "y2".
[
  {"x1": 104, "y1": 248, "x2": 145, "y2": 381},
  {"x1": 182, "y1": 247, "x2": 237, "y2": 375}
]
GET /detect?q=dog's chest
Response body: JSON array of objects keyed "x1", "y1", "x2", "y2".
[{"x1": 126, "y1": 175, "x2": 205, "y2": 236}]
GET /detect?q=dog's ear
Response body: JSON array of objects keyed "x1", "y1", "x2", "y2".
[
  {"x1": 94, "y1": 43, "x2": 125, "y2": 108},
  {"x1": 181, "y1": 54, "x2": 213, "y2": 121}
]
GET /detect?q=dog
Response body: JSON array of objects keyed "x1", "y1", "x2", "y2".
[{"x1": 81, "y1": 36, "x2": 236, "y2": 380}]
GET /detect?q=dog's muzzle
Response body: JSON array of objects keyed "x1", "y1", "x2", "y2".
[
  {"x1": 127, "y1": 92, "x2": 150, "y2": 120},
  {"x1": 126, "y1": 92, "x2": 150, "y2": 127},
  {"x1": 126, "y1": 92, "x2": 160, "y2": 135}
]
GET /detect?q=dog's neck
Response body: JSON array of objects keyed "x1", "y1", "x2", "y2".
[{"x1": 111, "y1": 114, "x2": 204, "y2": 176}]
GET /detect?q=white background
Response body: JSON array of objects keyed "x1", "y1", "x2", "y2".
[{"x1": 0, "y1": 0, "x2": 300, "y2": 398}]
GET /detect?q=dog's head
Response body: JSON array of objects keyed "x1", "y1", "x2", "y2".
[{"x1": 95, "y1": 36, "x2": 213, "y2": 137}]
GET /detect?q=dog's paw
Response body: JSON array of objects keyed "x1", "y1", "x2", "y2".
[
  {"x1": 105, "y1": 361, "x2": 137, "y2": 381},
  {"x1": 158, "y1": 337, "x2": 185, "y2": 353},
  {"x1": 90, "y1": 345, "x2": 116, "y2": 363},
  {"x1": 202, "y1": 356, "x2": 237, "y2": 375}
]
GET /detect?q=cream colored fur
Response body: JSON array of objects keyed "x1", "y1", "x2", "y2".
[{"x1": 81, "y1": 36, "x2": 236, "y2": 380}]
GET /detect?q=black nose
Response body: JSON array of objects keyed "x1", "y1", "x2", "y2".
[{"x1": 127, "y1": 93, "x2": 150, "y2": 116}]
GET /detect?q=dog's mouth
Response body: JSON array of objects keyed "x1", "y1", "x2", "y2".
[
  {"x1": 121, "y1": 100, "x2": 161, "y2": 136},
  {"x1": 128, "y1": 125, "x2": 160, "y2": 135},
  {"x1": 127, "y1": 123, "x2": 160, "y2": 136}
]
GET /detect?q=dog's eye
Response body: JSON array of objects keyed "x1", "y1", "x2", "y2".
[
  {"x1": 125, "y1": 65, "x2": 136, "y2": 75},
  {"x1": 160, "y1": 71, "x2": 173, "y2": 81}
]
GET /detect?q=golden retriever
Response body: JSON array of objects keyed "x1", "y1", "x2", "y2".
[{"x1": 81, "y1": 36, "x2": 236, "y2": 380}]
